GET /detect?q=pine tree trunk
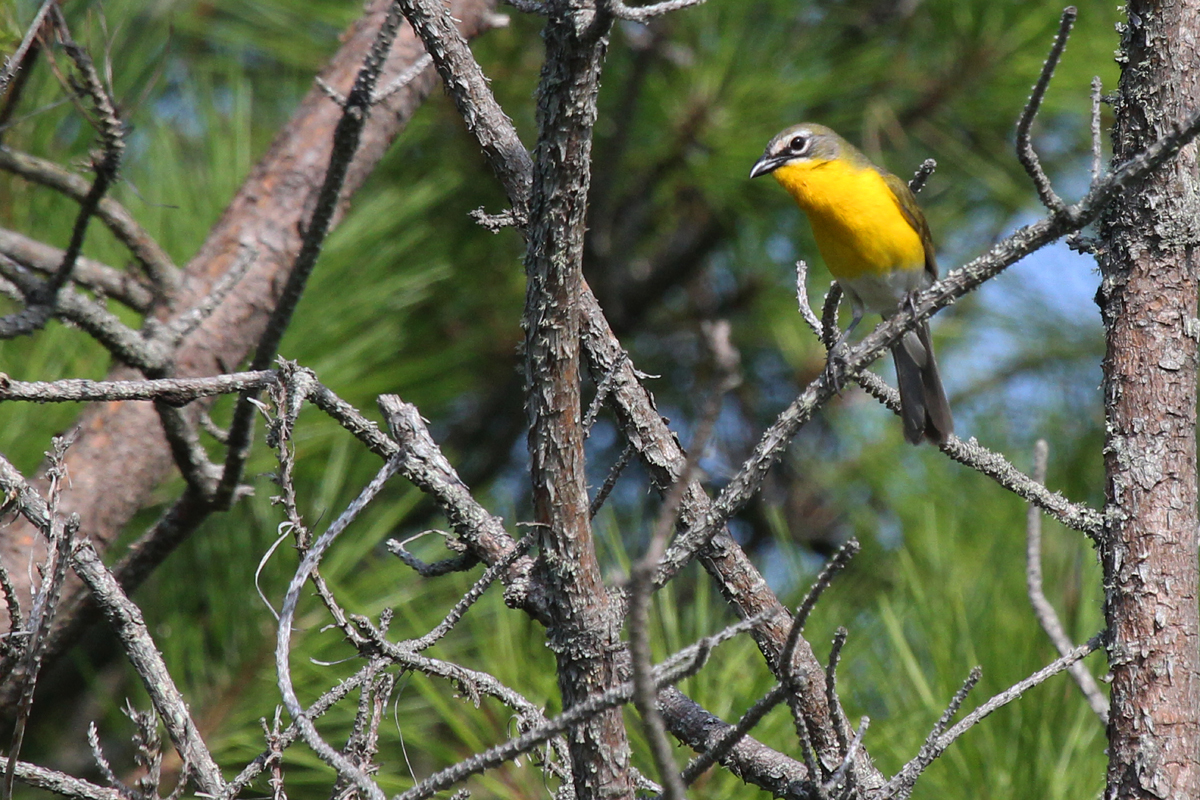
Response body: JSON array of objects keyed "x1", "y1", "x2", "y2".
[{"x1": 1098, "y1": 2, "x2": 1200, "y2": 796}]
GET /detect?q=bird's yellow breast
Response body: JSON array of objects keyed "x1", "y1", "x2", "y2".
[{"x1": 773, "y1": 159, "x2": 925, "y2": 282}]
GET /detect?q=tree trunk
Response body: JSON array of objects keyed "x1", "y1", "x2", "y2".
[{"x1": 1098, "y1": 2, "x2": 1200, "y2": 796}]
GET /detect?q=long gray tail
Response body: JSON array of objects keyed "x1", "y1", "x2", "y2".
[{"x1": 890, "y1": 321, "x2": 953, "y2": 445}]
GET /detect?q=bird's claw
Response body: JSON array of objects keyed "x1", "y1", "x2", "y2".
[{"x1": 825, "y1": 339, "x2": 852, "y2": 394}]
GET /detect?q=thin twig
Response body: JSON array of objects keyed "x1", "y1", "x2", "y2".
[
  {"x1": 883, "y1": 634, "x2": 1103, "y2": 797},
  {"x1": 159, "y1": 244, "x2": 256, "y2": 346},
  {"x1": 908, "y1": 158, "x2": 937, "y2": 193},
  {"x1": 822, "y1": 717, "x2": 868, "y2": 795},
  {"x1": 1025, "y1": 439, "x2": 1109, "y2": 723},
  {"x1": 825, "y1": 627, "x2": 851, "y2": 756},
  {"x1": 854, "y1": 371, "x2": 1102, "y2": 534},
  {"x1": 404, "y1": 533, "x2": 535, "y2": 652},
  {"x1": 589, "y1": 441, "x2": 634, "y2": 518},
  {"x1": 0, "y1": 146, "x2": 180, "y2": 296},
  {"x1": 583, "y1": 352, "x2": 628, "y2": 435},
  {"x1": 71, "y1": 542, "x2": 225, "y2": 796},
  {"x1": 0, "y1": 370, "x2": 276, "y2": 404},
  {"x1": 218, "y1": 2, "x2": 408, "y2": 510},
  {"x1": 1015, "y1": 6, "x2": 1076, "y2": 214},
  {"x1": 0, "y1": 1, "x2": 57, "y2": 97},
  {"x1": 1090, "y1": 76, "x2": 1104, "y2": 187},
  {"x1": 0, "y1": 226, "x2": 153, "y2": 310},
  {"x1": 387, "y1": 532, "x2": 480, "y2": 576},
  {"x1": 679, "y1": 684, "x2": 789, "y2": 785},
  {"x1": 275, "y1": 457, "x2": 400, "y2": 800},
  {"x1": 795, "y1": 260, "x2": 822, "y2": 340},
  {"x1": 394, "y1": 633, "x2": 713, "y2": 800},
  {"x1": 608, "y1": 0, "x2": 708, "y2": 22}
]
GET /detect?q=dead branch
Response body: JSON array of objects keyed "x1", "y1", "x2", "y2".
[{"x1": 1025, "y1": 439, "x2": 1109, "y2": 723}]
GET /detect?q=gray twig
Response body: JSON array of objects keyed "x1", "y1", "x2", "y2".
[
  {"x1": 854, "y1": 371, "x2": 1101, "y2": 534},
  {"x1": 71, "y1": 542, "x2": 225, "y2": 796},
  {"x1": 219, "y1": 2, "x2": 408, "y2": 510},
  {"x1": 589, "y1": 441, "x2": 634, "y2": 518},
  {"x1": 159, "y1": 244, "x2": 256, "y2": 346},
  {"x1": 404, "y1": 533, "x2": 535, "y2": 652},
  {"x1": 1015, "y1": 6, "x2": 1076, "y2": 214},
  {"x1": 1025, "y1": 439, "x2": 1109, "y2": 723},
  {"x1": 0, "y1": 370, "x2": 276, "y2": 404},
  {"x1": 825, "y1": 628, "x2": 851, "y2": 757},
  {"x1": 679, "y1": 684, "x2": 788, "y2": 785},
  {"x1": 0, "y1": 226, "x2": 153, "y2": 310},
  {"x1": 387, "y1": 532, "x2": 480, "y2": 576},
  {"x1": 795, "y1": 260, "x2": 823, "y2": 340},
  {"x1": 396, "y1": 0, "x2": 532, "y2": 216},
  {"x1": 0, "y1": 1, "x2": 57, "y2": 98},
  {"x1": 275, "y1": 457, "x2": 400, "y2": 800},
  {"x1": 1090, "y1": 76, "x2": 1104, "y2": 187},
  {"x1": 608, "y1": 0, "x2": 708, "y2": 22},
  {"x1": 822, "y1": 716, "x2": 868, "y2": 795},
  {"x1": 883, "y1": 634, "x2": 1103, "y2": 797}
]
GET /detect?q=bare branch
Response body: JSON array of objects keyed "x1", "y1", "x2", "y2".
[
  {"x1": 583, "y1": 351, "x2": 629, "y2": 435},
  {"x1": 404, "y1": 533, "x2": 535, "y2": 652},
  {"x1": 884, "y1": 634, "x2": 1103, "y2": 797},
  {"x1": 908, "y1": 158, "x2": 937, "y2": 193},
  {"x1": 0, "y1": 2, "x2": 56, "y2": 98},
  {"x1": 825, "y1": 628, "x2": 851, "y2": 757},
  {"x1": 379, "y1": 394, "x2": 546, "y2": 619},
  {"x1": 0, "y1": 370, "x2": 277, "y2": 404},
  {"x1": 503, "y1": 0, "x2": 549, "y2": 13},
  {"x1": 854, "y1": 371, "x2": 1102, "y2": 534},
  {"x1": 0, "y1": 145, "x2": 179, "y2": 297},
  {"x1": 589, "y1": 441, "x2": 634, "y2": 518},
  {"x1": 4, "y1": 453, "x2": 76, "y2": 800},
  {"x1": 608, "y1": 0, "x2": 707, "y2": 22},
  {"x1": 679, "y1": 683, "x2": 789, "y2": 785},
  {"x1": 394, "y1": 630, "x2": 724, "y2": 800},
  {"x1": 795, "y1": 260, "x2": 822, "y2": 339},
  {"x1": 71, "y1": 542, "x2": 225, "y2": 796},
  {"x1": 275, "y1": 457, "x2": 399, "y2": 800},
  {"x1": 0, "y1": 758, "x2": 122, "y2": 800},
  {"x1": 218, "y1": 1, "x2": 408, "y2": 509},
  {"x1": 158, "y1": 244, "x2": 256, "y2": 347},
  {"x1": 387, "y1": 532, "x2": 480, "y2": 576},
  {"x1": 1025, "y1": 439, "x2": 1109, "y2": 723},
  {"x1": 395, "y1": 0, "x2": 532, "y2": 215},
  {"x1": 222, "y1": 664, "x2": 375, "y2": 799},
  {"x1": 1090, "y1": 76, "x2": 1104, "y2": 186},
  {"x1": 0, "y1": 226, "x2": 153, "y2": 310},
  {"x1": 1015, "y1": 6, "x2": 1076, "y2": 214},
  {"x1": 0, "y1": 256, "x2": 169, "y2": 370},
  {"x1": 36, "y1": 29, "x2": 126, "y2": 302}
]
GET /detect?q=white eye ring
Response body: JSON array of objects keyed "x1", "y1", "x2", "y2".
[{"x1": 789, "y1": 135, "x2": 808, "y2": 153}]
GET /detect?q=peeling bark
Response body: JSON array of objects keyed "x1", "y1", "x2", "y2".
[{"x1": 1098, "y1": 2, "x2": 1200, "y2": 797}]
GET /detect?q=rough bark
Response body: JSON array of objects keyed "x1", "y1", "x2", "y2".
[
  {"x1": 523, "y1": 4, "x2": 633, "y2": 799},
  {"x1": 1098, "y1": 2, "x2": 1200, "y2": 797}
]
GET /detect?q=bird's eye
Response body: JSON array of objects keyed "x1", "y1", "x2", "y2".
[{"x1": 789, "y1": 135, "x2": 808, "y2": 153}]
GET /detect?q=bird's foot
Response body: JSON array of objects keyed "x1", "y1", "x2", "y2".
[{"x1": 824, "y1": 338, "x2": 853, "y2": 394}]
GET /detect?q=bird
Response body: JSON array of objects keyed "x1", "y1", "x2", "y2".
[{"x1": 750, "y1": 123, "x2": 953, "y2": 445}]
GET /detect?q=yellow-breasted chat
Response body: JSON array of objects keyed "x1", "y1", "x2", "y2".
[{"x1": 750, "y1": 123, "x2": 953, "y2": 445}]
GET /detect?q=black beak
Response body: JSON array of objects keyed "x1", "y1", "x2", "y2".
[{"x1": 749, "y1": 152, "x2": 785, "y2": 179}]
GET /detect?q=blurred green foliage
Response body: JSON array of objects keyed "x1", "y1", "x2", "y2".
[{"x1": 1, "y1": 0, "x2": 1115, "y2": 796}]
